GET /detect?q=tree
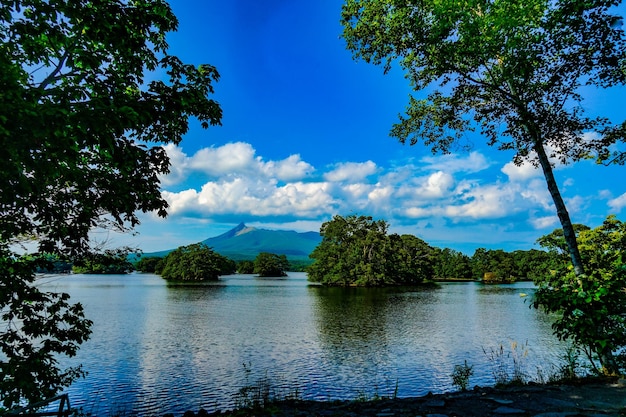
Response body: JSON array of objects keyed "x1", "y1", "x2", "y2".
[
  {"x1": 158, "y1": 244, "x2": 228, "y2": 281},
  {"x1": 469, "y1": 248, "x2": 491, "y2": 280},
  {"x1": 511, "y1": 249, "x2": 561, "y2": 281},
  {"x1": 387, "y1": 234, "x2": 434, "y2": 283},
  {"x1": 469, "y1": 249, "x2": 515, "y2": 283},
  {"x1": 254, "y1": 252, "x2": 289, "y2": 277},
  {"x1": 341, "y1": 0, "x2": 626, "y2": 276},
  {"x1": 532, "y1": 216, "x2": 626, "y2": 374},
  {"x1": 433, "y1": 247, "x2": 472, "y2": 280},
  {"x1": 0, "y1": 0, "x2": 222, "y2": 408},
  {"x1": 308, "y1": 214, "x2": 433, "y2": 286},
  {"x1": 134, "y1": 256, "x2": 164, "y2": 273},
  {"x1": 72, "y1": 248, "x2": 135, "y2": 274},
  {"x1": 0, "y1": 252, "x2": 92, "y2": 409},
  {"x1": 217, "y1": 256, "x2": 237, "y2": 276},
  {"x1": 237, "y1": 260, "x2": 255, "y2": 274},
  {"x1": 308, "y1": 214, "x2": 391, "y2": 286}
]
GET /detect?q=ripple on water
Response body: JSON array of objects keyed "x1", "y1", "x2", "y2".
[{"x1": 47, "y1": 275, "x2": 568, "y2": 415}]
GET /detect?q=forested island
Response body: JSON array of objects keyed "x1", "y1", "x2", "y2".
[
  {"x1": 65, "y1": 213, "x2": 615, "y2": 289},
  {"x1": 306, "y1": 214, "x2": 561, "y2": 286},
  {"x1": 127, "y1": 217, "x2": 559, "y2": 284}
]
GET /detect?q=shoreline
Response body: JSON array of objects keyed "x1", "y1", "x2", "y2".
[{"x1": 169, "y1": 378, "x2": 626, "y2": 417}]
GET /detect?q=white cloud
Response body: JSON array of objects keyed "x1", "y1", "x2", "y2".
[
  {"x1": 608, "y1": 192, "x2": 626, "y2": 212},
  {"x1": 160, "y1": 144, "x2": 190, "y2": 186},
  {"x1": 368, "y1": 185, "x2": 394, "y2": 205},
  {"x1": 444, "y1": 184, "x2": 517, "y2": 219},
  {"x1": 261, "y1": 154, "x2": 314, "y2": 181},
  {"x1": 396, "y1": 171, "x2": 459, "y2": 201},
  {"x1": 565, "y1": 195, "x2": 587, "y2": 214},
  {"x1": 324, "y1": 161, "x2": 377, "y2": 182},
  {"x1": 501, "y1": 140, "x2": 579, "y2": 183},
  {"x1": 155, "y1": 143, "x2": 584, "y2": 247},
  {"x1": 529, "y1": 215, "x2": 559, "y2": 229},
  {"x1": 160, "y1": 143, "x2": 314, "y2": 186},
  {"x1": 164, "y1": 188, "x2": 201, "y2": 213},
  {"x1": 405, "y1": 206, "x2": 434, "y2": 218},
  {"x1": 189, "y1": 142, "x2": 257, "y2": 175},
  {"x1": 342, "y1": 183, "x2": 372, "y2": 199},
  {"x1": 417, "y1": 171, "x2": 455, "y2": 198},
  {"x1": 520, "y1": 179, "x2": 552, "y2": 210},
  {"x1": 420, "y1": 151, "x2": 490, "y2": 173},
  {"x1": 402, "y1": 181, "x2": 523, "y2": 221},
  {"x1": 502, "y1": 160, "x2": 541, "y2": 182},
  {"x1": 164, "y1": 178, "x2": 336, "y2": 218}
]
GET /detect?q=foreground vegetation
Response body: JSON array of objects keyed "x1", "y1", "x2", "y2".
[
  {"x1": 532, "y1": 215, "x2": 626, "y2": 375},
  {"x1": 0, "y1": 0, "x2": 223, "y2": 409}
]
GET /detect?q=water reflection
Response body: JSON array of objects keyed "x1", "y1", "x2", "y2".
[
  {"x1": 37, "y1": 274, "x2": 568, "y2": 416},
  {"x1": 309, "y1": 285, "x2": 448, "y2": 398}
]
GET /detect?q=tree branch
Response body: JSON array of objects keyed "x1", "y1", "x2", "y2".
[{"x1": 36, "y1": 48, "x2": 72, "y2": 91}]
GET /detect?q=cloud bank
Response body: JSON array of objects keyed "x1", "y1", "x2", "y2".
[
  {"x1": 117, "y1": 140, "x2": 626, "y2": 253},
  {"x1": 155, "y1": 143, "x2": 603, "y2": 238}
]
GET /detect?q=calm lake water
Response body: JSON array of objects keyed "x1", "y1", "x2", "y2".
[{"x1": 37, "y1": 272, "x2": 567, "y2": 416}]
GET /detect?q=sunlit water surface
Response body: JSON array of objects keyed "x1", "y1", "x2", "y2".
[{"x1": 37, "y1": 273, "x2": 566, "y2": 416}]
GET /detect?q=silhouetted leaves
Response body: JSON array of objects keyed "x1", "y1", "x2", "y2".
[{"x1": 0, "y1": 0, "x2": 222, "y2": 408}]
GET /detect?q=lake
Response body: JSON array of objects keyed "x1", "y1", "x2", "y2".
[{"x1": 37, "y1": 272, "x2": 567, "y2": 416}]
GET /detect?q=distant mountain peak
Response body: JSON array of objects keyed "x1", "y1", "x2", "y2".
[
  {"x1": 143, "y1": 222, "x2": 322, "y2": 261},
  {"x1": 235, "y1": 225, "x2": 256, "y2": 237},
  {"x1": 233, "y1": 222, "x2": 247, "y2": 232},
  {"x1": 213, "y1": 222, "x2": 257, "y2": 239},
  {"x1": 216, "y1": 222, "x2": 248, "y2": 239}
]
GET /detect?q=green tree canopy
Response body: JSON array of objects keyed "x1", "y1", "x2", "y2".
[
  {"x1": 341, "y1": 0, "x2": 626, "y2": 276},
  {"x1": 0, "y1": 0, "x2": 222, "y2": 408},
  {"x1": 510, "y1": 249, "x2": 562, "y2": 281},
  {"x1": 159, "y1": 243, "x2": 229, "y2": 281},
  {"x1": 308, "y1": 214, "x2": 433, "y2": 286},
  {"x1": 469, "y1": 248, "x2": 515, "y2": 283},
  {"x1": 134, "y1": 256, "x2": 164, "y2": 273},
  {"x1": 254, "y1": 252, "x2": 289, "y2": 277},
  {"x1": 467, "y1": 248, "x2": 559, "y2": 282},
  {"x1": 533, "y1": 215, "x2": 626, "y2": 374},
  {"x1": 72, "y1": 248, "x2": 135, "y2": 274},
  {"x1": 388, "y1": 233, "x2": 434, "y2": 283},
  {"x1": 237, "y1": 260, "x2": 255, "y2": 274},
  {"x1": 433, "y1": 247, "x2": 472, "y2": 280},
  {"x1": 308, "y1": 214, "x2": 390, "y2": 286}
]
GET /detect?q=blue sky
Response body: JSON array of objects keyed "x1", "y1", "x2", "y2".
[{"x1": 110, "y1": 0, "x2": 626, "y2": 255}]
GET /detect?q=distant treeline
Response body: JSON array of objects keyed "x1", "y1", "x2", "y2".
[
  {"x1": 136, "y1": 245, "x2": 290, "y2": 280},
  {"x1": 306, "y1": 214, "x2": 562, "y2": 286},
  {"x1": 39, "y1": 216, "x2": 561, "y2": 285},
  {"x1": 429, "y1": 247, "x2": 560, "y2": 282},
  {"x1": 131, "y1": 242, "x2": 558, "y2": 284}
]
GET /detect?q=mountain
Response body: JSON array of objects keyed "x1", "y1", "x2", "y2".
[{"x1": 142, "y1": 223, "x2": 322, "y2": 261}]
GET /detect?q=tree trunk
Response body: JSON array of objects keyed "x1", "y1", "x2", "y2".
[
  {"x1": 535, "y1": 142, "x2": 619, "y2": 375},
  {"x1": 533, "y1": 141, "x2": 585, "y2": 276}
]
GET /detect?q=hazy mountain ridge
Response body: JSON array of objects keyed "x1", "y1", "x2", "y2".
[{"x1": 142, "y1": 223, "x2": 322, "y2": 261}]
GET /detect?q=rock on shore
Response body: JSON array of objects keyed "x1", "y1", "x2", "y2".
[{"x1": 166, "y1": 378, "x2": 626, "y2": 417}]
